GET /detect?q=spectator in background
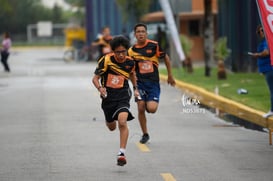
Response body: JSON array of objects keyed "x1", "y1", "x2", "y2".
[
  {"x1": 1, "y1": 32, "x2": 12, "y2": 72},
  {"x1": 251, "y1": 24, "x2": 273, "y2": 118},
  {"x1": 92, "y1": 26, "x2": 113, "y2": 59}
]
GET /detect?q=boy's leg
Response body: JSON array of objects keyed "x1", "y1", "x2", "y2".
[
  {"x1": 106, "y1": 121, "x2": 116, "y2": 131},
  {"x1": 137, "y1": 85, "x2": 159, "y2": 144},
  {"x1": 137, "y1": 101, "x2": 148, "y2": 134},
  {"x1": 118, "y1": 112, "x2": 129, "y2": 149},
  {"x1": 103, "y1": 100, "x2": 116, "y2": 131},
  {"x1": 137, "y1": 101, "x2": 151, "y2": 144},
  {"x1": 146, "y1": 101, "x2": 159, "y2": 113},
  {"x1": 139, "y1": 101, "x2": 158, "y2": 139},
  {"x1": 117, "y1": 112, "x2": 129, "y2": 166}
]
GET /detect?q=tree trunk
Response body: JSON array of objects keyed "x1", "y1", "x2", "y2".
[
  {"x1": 204, "y1": 0, "x2": 214, "y2": 77},
  {"x1": 217, "y1": 60, "x2": 227, "y2": 80}
]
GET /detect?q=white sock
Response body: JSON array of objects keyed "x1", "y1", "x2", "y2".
[{"x1": 119, "y1": 148, "x2": 126, "y2": 155}]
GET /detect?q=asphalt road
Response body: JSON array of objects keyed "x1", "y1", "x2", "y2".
[{"x1": 0, "y1": 47, "x2": 272, "y2": 181}]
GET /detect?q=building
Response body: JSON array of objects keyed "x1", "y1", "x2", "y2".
[
  {"x1": 141, "y1": 0, "x2": 218, "y2": 62},
  {"x1": 85, "y1": 0, "x2": 259, "y2": 72},
  {"x1": 85, "y1": 0, "x2": 217, "y2": 62}
]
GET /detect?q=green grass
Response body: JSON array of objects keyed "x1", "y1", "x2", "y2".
[{"x1": 160, "y1": 67, "x2": 270, "y2": 112}]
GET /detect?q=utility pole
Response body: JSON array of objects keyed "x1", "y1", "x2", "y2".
[{"x1": 159, "y1": 0, "x2": 185, "y2": 68}]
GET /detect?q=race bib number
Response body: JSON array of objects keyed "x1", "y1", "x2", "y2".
[
  {"x1": 106, "y1": 74, "x2": 124, "y2": 88},
  {"x1": 138, "y1": 61, "x2": 154, "y2": 74}
]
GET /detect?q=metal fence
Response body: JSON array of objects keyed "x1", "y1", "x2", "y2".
[{"x1": 26, "y1": 23, "x2": 67, "y2": 45}]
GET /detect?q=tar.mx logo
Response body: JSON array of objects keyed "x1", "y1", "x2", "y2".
[
  {"x1": 181, "y1": 94, "x2": 201, "y2": 107},
  {"x1": 181, "y1": 94, "x2": 205, "y2": 114}
]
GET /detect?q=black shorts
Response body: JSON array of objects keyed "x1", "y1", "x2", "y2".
[{"x1": 101, "y1": 98, "x2": 134, "y2": 123}]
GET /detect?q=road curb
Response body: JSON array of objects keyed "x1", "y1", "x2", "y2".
[{"x1": 160, "y1": 74, "x2": 273, "y2": 144}]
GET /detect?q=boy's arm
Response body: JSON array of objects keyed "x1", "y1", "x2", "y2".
[
  {"x1": 92, "y1": 74, "x2": 107, "y2": 98},
  {"x1": 163, "y1": 54, "x2": 176, "y2": 86},
  {"x1": 92, "y1": 74, "x2": 101, "y2": 90},
  {"x1": 129, "y1": 71, "x2": 140, "y2": 98}
]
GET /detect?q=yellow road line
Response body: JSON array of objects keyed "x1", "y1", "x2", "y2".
[
  {"x1": 136, "y1": 142, "x2": 151, "y2": 152},
  {"x1": 160, "y1": 173, "x2": 176, "y2": 181}
]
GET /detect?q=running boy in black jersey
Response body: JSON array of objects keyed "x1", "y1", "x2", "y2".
[
  {"x1": 92, "y1": 36, "x2": 139, "y2": 166},
  {"x1": 128, "y1": 23, "x2": 176, "y2": 144}
]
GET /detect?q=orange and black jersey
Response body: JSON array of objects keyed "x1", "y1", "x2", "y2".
[
  {"x1": 128, "y1": 39, "x2": 165, "y2": 82},
  {"x1": 94, "y1": 36, "x2": 113, "y2": 58},
  {"x1": 94, "y1": 53, "x2": 135, "y2": 100}
]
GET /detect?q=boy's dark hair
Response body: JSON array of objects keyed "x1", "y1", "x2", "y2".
[
  {"x1": 134, "y1": 23, "x2": 147, "y2": 32},
  {"x1": 110, "y1": 35, "x2": 130, "y2": 50}
]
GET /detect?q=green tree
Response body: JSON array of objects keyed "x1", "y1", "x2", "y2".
[
  {"x1": 116, "y1": 0, "x2": 153, "y2": 22},
  {"x1": 64, "y1": 0, "x2": 85, "y2": 7},
  {"x1": 214, "y1": 37, "x2": 230, "y2": 80},
  {"x1": 52, "y1": 4, "x2": 64, "y2": 23},
  {"x1": 63, "y1": 0, "x2": 85, "y2": 25},
  {"x1": 0, "y1": 0, "x2": 52, "y2": 35}
]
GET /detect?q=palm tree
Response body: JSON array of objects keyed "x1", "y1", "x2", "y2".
[
  {"x1": 180, "y1": 34, "x2": 194, "y2": 73},
  {"x1": 214, "y1": 37, "x2": 230, "y2": 80}
]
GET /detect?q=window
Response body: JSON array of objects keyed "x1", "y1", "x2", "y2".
[{"x1": 189, "y1": 20, "x2": 200, "y2": 36}]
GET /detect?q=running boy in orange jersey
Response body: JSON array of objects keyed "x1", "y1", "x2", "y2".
[
  {"x1": 92, "y1": 36, "x2": 139, "y2": 166},
  {"x1": 128, "y1": 23, "x2": 176, "y2": 144},
  {"x1": 92, "y1": 26, "x2": 113, "y2": 59}
]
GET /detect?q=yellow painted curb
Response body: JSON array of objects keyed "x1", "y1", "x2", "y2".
[{"x1": 160, "y1": 74, "x2": 273, "y2": 144}]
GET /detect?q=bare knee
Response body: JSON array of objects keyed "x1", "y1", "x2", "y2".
[
  {"x1": 138, "y1": 101, "x2": 146, "y2": 113},
  {"x1": 108, "y1": 127, "x2": 116, "y2": 131},
  {"x1": 147, "y1": 107, "x2": 157, "y2": 113},
  {"x1": 118, "y1": 115, "x2": 128, "y2": 130},
  {"x1": 138, "y1": 104, "x2": 145, "y2": 113},
  {"x1": 118, "y1": 121, "x2": 127, "y2": 130},
  {"x1": 106, "y1": 122, "x2": 116, "y2": 131},
  {"x1": 146, "y1": 101, "x2": 158, "y2": 113}
]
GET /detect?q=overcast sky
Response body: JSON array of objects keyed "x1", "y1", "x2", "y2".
[{"x1": 41, "y1": 0, "x2": 71, "y2": 10}]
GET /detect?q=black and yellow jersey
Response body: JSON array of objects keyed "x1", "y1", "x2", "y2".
[
  {"x1": 95, "y1": 36, "x2": 112, "y2": 56},
  {"x1": 94, "y1": 53, "x2": 135, "y2": 100},
  {"x1": 128, "y1": 39, "x2": 165, "y2": 82}
]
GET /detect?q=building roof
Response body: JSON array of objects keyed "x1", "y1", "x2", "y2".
[{"x1": 141, "y1": 10, "x2": 218, "y2": 22}]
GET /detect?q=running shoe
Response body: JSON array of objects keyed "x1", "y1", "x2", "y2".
[
  {"x1": 117, "y1": 153, "x2": 127, "y2": 166},
  {"x1": 139, "y1": 133, "x2": 150, "y2": 144}
]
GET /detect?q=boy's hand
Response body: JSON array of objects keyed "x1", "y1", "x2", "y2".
[
  {"x1": 98, "y1": 87, "x2": 107, "y2": 98},
  {"x1": 168, "y1": 75, "x2": 176, "y2": 87}
]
